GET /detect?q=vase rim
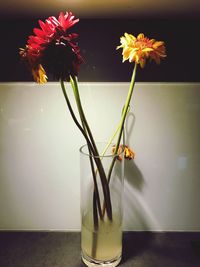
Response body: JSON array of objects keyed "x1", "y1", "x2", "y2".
[{"x1": 79, "y1": 142, "x2": 124, "y2": 159}]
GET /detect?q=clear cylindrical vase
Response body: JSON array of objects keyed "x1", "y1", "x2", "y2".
[{"x1": 80, "y1": 142, "x2": 124, "y2": 267}]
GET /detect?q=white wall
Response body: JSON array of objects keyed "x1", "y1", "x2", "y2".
[{"x1": 0, "y1": 82, "x2": 199, "y2": 231}]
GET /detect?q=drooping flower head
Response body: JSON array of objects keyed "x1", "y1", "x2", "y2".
[
  {"x1": 112, "y1": 145, "x2": 135, "y2": 161},
  {"x1": 117, "y1": 33, "x2": 166, "y2": 68},
  {"x1": 19, "y1": 11, "x2": 83, "y2": 83}
]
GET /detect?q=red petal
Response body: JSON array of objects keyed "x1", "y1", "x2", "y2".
[
  {"x1": 38, "y1": 20, "x2": 48, "y2": 33},
  {"x1": 59, "y1": 11, "x2": 79, "y2": 31},
  {"x1": 48, "y1": 16, "x2": 59, "y2": 27},
  {"x1": 33, "y1": 28, "x2": 46, "y2": 38},
  {"x1": 28, "y1": 35, "x2": 45, "y2": 45},
  {"x1": 45, "y1": 19, "x2": 56, "y2": 33},
  {"x1": 58, "y1": 12, "x2": 65, "y2": 26}
]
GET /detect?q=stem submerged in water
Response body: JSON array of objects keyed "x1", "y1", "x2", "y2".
[
  {"x1": 61, "y1": 64, "x2": 137, "y2": 260},
  {"x1": 69, "y1": 76, "x2": 112, "y2": 221},
  {"x1": 60, "y1": 78, "x2": 114, "y2": 258}
]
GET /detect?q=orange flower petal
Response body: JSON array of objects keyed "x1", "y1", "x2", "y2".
[{"x1": 117, "y1": 32, "x2": 166, "y2": 67}]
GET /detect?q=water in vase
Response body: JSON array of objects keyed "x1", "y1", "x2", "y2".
[{"x1": 81, "y1": 212, "x2": 122, "y2": 265}]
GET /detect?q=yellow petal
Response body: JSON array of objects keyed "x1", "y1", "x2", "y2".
[
  {"x1": 116, "y1": 44, "x2": 122, "y2": 50},
  {"x1": 125, "y1": 32, "x2": 136, "y2": 42},
  {"x1": 137, "y1": 33, "x2": 144, "y2": 39},
  {"x1": 153, "y1": 41, "x2": 164, "y2": 49},
  {"x1": 142, "y1": 47, "x2": 154, "y2": 52}
]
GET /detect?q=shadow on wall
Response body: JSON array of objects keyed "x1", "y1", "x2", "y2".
[{"x1": 123, "y1": 110, "x2": 160, "y2": 231}]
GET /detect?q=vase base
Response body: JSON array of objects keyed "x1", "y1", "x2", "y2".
[{"x1": 81, "y1": 253, "x2": 121, "y2": 267}]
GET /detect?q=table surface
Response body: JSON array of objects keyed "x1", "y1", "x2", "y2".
[{"x1": 0, "y1": 232, "x2": 200, "y2": 267}]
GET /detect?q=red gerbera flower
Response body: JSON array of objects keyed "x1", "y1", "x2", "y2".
[{"x1": 19, "y1": 11, "x2": 83, "y2": 83}]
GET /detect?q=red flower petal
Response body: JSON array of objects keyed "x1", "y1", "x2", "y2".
[
  {"x1": 45, "y1": 18, "x2": 56, "y2": 32},
  {"x1": 28, "y1": 35, "x2": 46, "y2": 45},
  {"x1": 33, "y1": 28, "x2": 46, "y2": 38},
  {"x1": 59, "y1": 11, "x2": 79, "y2": 31},
  {"x1": 48, "y1": 16, "x2": 60, "y2": 28},
  {"x1": 38, "y1": 20, "x2": 52, "y2": 35},
  {"x1": 58, "y1": 12, "x2": 65, "y2": 27}
]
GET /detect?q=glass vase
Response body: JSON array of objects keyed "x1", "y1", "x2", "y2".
[{"x1": 80, "y1": 142, "x2": 124, "y2": 267}]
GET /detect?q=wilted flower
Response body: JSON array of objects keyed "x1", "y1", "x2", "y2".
[
  {"x1": 124, "y1": 145, "x2": 135, "y2": 160},
  {"x1": 112, "y1": 145, "x2": 135, "y2": 161},
  {"x1": 117, "y1": 33, "x2": 166, "y2": 68},
  {"x1": 19, "y1": 11, "x2": 83, "y2": 83}
]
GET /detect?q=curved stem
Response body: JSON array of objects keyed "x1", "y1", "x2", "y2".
[
  {"x1": 60, "y1": 79, "x2": 94, "y2": 154},
  {"x1": 68, "y1": 77, "x2": 103, "y2": 220},
  {"x1": 69, "y1": 76, "x2": 113, "y2": 221},
  {"x1": 70, "y1": 76, "x2": 99, "y2": 155},
  {"x1": 100, "y1": 105, "x2": 131, "y2": 161}
]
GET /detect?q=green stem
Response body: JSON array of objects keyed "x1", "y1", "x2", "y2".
[
  {"x1": 100, "y1": 122, "x2": 121, "y2": 159},
  {"x1": 100, "y1": 104, "x2": 131, "y2": 160},
  {"x1": 69, "y1": 77, "x2": 103, "y2": 221},
  {"x1": 70, "y1": 76, "x2": 113, "y2": 221},
  {"x1": 60, "y1": 79, "x2": 94, "y2": 154},
  {"x1": 70, "y1": 76, "x2": 98, "y2": 155},
  {"x1": 108, "y1": 64, "x2": 137, "y2": 182},
  {"x1": 61, "y1": 79, "x2": 103, "y2": 223},
  {"x1": 89, "y1": 148, "x2": 103, "y2": 221},
  {"x1": 102, "y1": 64, "x2": 137, "y2": 217}
]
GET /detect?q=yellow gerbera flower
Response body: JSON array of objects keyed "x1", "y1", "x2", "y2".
[{"x1": 117, "y1": 33, "x2": 166, "y2": 68}]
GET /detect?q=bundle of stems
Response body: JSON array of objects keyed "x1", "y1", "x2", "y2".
[{"x1": 60, "y1": 64, "x2": 137, "y2": 228}]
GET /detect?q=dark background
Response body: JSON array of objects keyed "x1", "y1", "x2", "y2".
[{"x1": 0, "y1": 16, "x2": 200, "y2": 82}]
